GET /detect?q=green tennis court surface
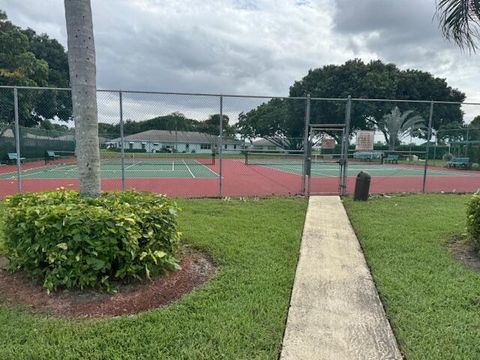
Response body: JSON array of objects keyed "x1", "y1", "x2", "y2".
[
  {"x1": 256, "y1": 162, "x2": 478, "y2": 177},
  {"x1": 0, "y1": 160, "x2": 218, "y2": 179}
]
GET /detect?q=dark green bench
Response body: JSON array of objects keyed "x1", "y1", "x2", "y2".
[
  {"x1": 384, "y1": 154, "x2": 399, "y2": 164},
  {"x1": 7, "y1": 152, "x2": 25, "y2": 164},
  {"x1": 45, "y1": 150, "x2": 61, "y2": 164},
  {"x1": 353, "y1": 151, "x2": 382, "y2": 161},
  {"x1": 447, "y1": 157, "x2": 470, "y2": 169}
]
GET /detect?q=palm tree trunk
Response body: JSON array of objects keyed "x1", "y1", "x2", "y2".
[{"x1": 64, "y1": 0, "x2": 100, "y2": 197}]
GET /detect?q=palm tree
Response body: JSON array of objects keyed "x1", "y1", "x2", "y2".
[
  {"x1": 64, "y1": 0, "x2": 100, "y2": 197},
  {"x1": 436, "y1": 0, "x2": 480, "y2": 51},
  {"x1": 377, "y1": 107, "x2": 425, "y2": 151}
]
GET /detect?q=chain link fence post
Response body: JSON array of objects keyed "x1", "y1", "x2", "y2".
[
  {"x1": 302, "y1": 94, "x2": 311, "y2": 196},
  {"x1": 422, "y1": 100, "x2": 434, "y2": 193},
  {"x1": 340, "y1": 95, "x2": 352, "y2": 196},
  {"x1": 119, "y1": 90, "x2": 126, "y2": 191},
  {"x1": 13, "y1": 87, "x2": 21, "y2": 193},
  {"x1": 218, "y1": 95, "x2": 223, "y2": 198}
]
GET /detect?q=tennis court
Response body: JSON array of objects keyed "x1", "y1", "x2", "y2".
[
  {"x1": 1, "y1": 151, "x2": 480, "y2": 199},
  {"x1": 0, "y1": 157, "x2": 218, "y2": 180},
  {"x1": 255, "y1": 162, "x2": 477, "y2": 178},
  {"x1": 244, "y1": 152, "x2": 478, "y2": 178}
]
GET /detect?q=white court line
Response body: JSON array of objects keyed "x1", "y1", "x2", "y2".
[
  {"x1": 172, "y1": 161, "x2": 175, "y2": 171},
  {"x1": 125, "y1": 161, "x2": 141, "y2": 170},
  {"x1": 105, "y1": 168, "x2": 174, "y2": 172},
  {"x1": 201, "y1": 160, "x2": 220, "y2": 177},
  {"x1": 183, "y1": 160, "x2": 196, "y2": 178}
]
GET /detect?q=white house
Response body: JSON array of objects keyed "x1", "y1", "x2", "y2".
[{"x1": 105, "y1": 130, "x2": 244, "y2": 154}]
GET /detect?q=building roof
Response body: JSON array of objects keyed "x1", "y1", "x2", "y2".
[{"x1": 108, "y1": 130, "x2": 242, "y2": 145}]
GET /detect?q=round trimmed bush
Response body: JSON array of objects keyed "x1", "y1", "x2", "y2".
[
  {"x1": 467, "y1": 192, "x2": 480, "y2": 253},
  {"x1": 3, "y1": 189, "x2": 180, "y2": 292}
]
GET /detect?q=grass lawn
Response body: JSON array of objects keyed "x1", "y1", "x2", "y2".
[
  {"x1": 0, "y1": 197, "x2": 307, "y2": 360},
  {"x1": 344, "y1": 194, "x2": 480, "y2": 359}
]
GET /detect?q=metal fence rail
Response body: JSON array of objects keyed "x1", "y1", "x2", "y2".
[{"x1": 1, "y1": 85, "x2": 480, "y2": 198}]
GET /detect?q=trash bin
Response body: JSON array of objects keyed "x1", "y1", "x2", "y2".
[{"x1": 354, "y1": 171, "x2": 371, "y2": 201}]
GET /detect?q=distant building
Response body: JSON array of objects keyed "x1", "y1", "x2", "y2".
[{"x1": 105, "y1": 130, "x2": 244, "y2": 154}]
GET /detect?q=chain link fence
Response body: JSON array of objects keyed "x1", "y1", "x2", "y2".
[{"x1": 1, "y1": 85, "x2": 480, "y2": 198}]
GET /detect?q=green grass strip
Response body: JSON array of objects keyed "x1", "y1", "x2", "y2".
[
  {"x1": 344, "y1": 194, "x2": 480, "y2": 359},
  {"x1": 0, "y1": 197, "x2": 306, "y2": 359}
]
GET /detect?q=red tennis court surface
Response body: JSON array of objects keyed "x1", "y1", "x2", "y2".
[{"x1": 1, "y1": 159, "x2": 479, "y2": 199}]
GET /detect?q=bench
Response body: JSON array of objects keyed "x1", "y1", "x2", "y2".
[
  {"x1": 7, "y1": 152, "x2": 25, "y2": 164},
  {"x1": 45, "y1": 150, "x2": 63, "y2": 165},
  {"x1": 353, "y1": 151, "x2": 382, "y2": 161},
  {"x1": 447, "y1": 157, "x2": 470, "y2": 169},
  {"x1": 384, "y1": 154, "x2": 399, "y2": 164}
]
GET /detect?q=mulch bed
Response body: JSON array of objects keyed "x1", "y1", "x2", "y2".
[
  {"x1": 0, "y1": 249, "x2": 215, "y2": 318},
  {"x1": 448, "y1": 235, "x2": 480, "y2": 272}
]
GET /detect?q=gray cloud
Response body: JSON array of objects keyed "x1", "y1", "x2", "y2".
[{"x1": 1, "y1": 0, "x2": 479, "y2": 122}]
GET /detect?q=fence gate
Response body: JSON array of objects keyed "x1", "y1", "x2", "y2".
[{"x1": 305, "y1": 123, "x2": 348, "y2": 196}]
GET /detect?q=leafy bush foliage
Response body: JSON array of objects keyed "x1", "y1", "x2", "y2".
[
  {"x1": 467, "y1": 192, "x2": 480, "y2": 252},
  {"x1": 3, "y1": 189, "x2": 180, "y2": 292}
]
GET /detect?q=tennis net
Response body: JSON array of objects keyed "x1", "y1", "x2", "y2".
[{"x1": 244, "y1": 151, "x2": 384, "y2": 166}]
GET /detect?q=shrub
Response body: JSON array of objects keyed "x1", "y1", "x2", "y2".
[
  {"x1": 3, "y1": 189, "x2": 180, "y2": 292},
  {"x1": 467, "y1": 192, "x2": 480, "y2": 252}
]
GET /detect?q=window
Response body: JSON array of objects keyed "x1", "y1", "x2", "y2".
[
  {"x1": 129, "y1": 142, "x2": 133, "y2": 150},
  {"x1": 233, "y1": 144, "x2": 237, "y2": 150},
  {"x1": 224, "y1": 144, "x2": 228, "y2": 150},
  {"x1": 200, "y1": 144, "x2": 211, "y2": 150},
  {"x1": 141, "y1": 142, "x2": 146, "y2": 150},
  {"x1": 186, "y1": 143, "x2": 190, "y2": 150}
]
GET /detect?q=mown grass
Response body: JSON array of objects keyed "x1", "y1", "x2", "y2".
[
  {"x1": 344, "y1": 194, "x2": 480, "y2": 360},
  {"x1": 0, "y1": 197, "x2": 307, "y2": 360}
]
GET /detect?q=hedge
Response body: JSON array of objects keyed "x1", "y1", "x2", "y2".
[
  {"x1": 3, "y1": 189, "x2": 180, "y2": 292},
  {"x1": 467, "y1": 192, "x2": 480, "y2": 253}
]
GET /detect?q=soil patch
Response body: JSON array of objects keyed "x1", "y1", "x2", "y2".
[
  {"x1": 0, "y1": 249, "x2": 215, "y2": 318},
  {"x1": 448, "y1": 235, "x2": 480, "y2": 272}
]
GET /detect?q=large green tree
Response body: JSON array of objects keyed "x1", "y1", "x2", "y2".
[
  {"x1": 200, "y1": 114, "x2": 235, "y2": 136},
  {"x1": 436, "y1": 0, "x2": 480, "y2": 51},
  {"x1": 471, "y1": 115, "x2": 480, "y2": 128},
  {"x1": 98, "y1": 112, "x2": 236, "y2": 139},
  {"x1": 237, "y1": 60, "x2": 465, "y2": 149},
  {"x1": 236, "y1": 98, "x2": 302, "y2": 149},
  {"x1": 0, "y1": 10, "x2": 71, "y2": 127}
]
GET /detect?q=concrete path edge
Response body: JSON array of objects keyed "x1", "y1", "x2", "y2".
[{"x1": 280, "y1": 196, "x2": 402, "y2": 360}]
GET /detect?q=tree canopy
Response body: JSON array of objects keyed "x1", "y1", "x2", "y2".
[
  {"x1": 237, "y1": 59, "x2": 466, "y2": 149},
  {"x1": 0, "y1": 10, "x2": 71, "y2": 127},
  {"x1": 98, "y1": 112, "x2": 235, "y2": 139}
]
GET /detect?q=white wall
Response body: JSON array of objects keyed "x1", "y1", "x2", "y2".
[{"x1": 106, "y1": 140, "x2": 242, "y2": 153}]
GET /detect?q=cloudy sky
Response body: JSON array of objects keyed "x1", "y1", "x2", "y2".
[{"x1": 1, "y1": 0, "x2": 479, "y2": 123}]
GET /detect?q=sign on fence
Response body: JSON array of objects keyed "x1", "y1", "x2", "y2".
[
  {"x1": 355, "y1": 131, "x2": 375, "y2": 151},
  {"x1": 321, "y1": 137, "x2": 336, "y2": 149}
]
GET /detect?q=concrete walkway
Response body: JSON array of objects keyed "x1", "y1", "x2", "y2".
[{"x1": 280, "y1": 196, "x2": 402, "y2": 360}]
